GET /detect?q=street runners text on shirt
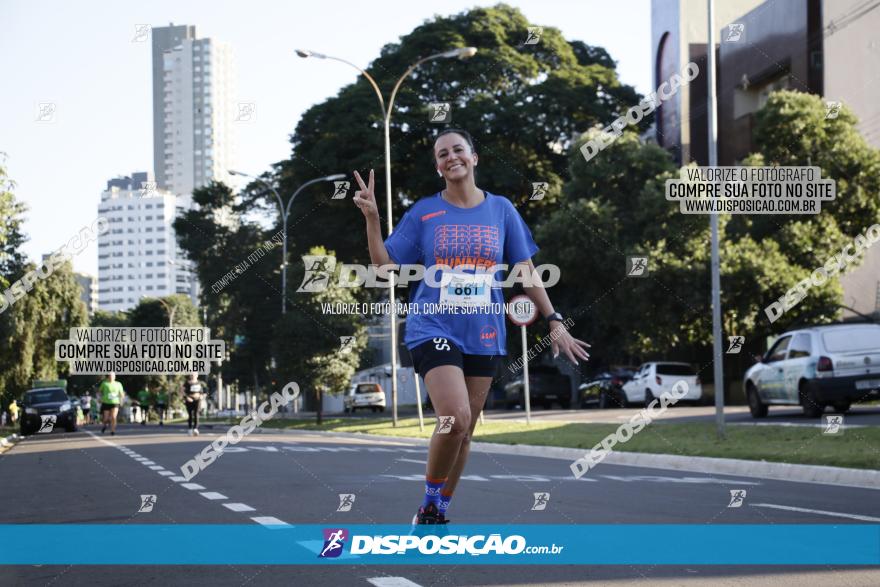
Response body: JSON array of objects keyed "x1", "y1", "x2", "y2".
[{"x1": 322, "y1": 302, "x2": 531, "y2": 315}]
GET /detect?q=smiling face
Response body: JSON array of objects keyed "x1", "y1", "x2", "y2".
[{"x1": 434, "y1": 133, "x2": 478, "y2": 182}]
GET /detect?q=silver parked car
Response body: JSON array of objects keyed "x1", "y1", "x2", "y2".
[{"x1": 743, "y1": 323, "x2": 880, "y2": 418}]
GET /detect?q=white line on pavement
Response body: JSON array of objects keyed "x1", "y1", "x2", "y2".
[
  {"x1": 396, "y1": 458, "x2": 427, "y2": 464},
  {"x1": 169, "y1": 476, "x2": 187, "y2": 482},
  {"x1": 149, "y1": 465, "x2": 165, "y2": 470},
  {"x1": 158, "y1": 471, "x2": 175, "y2": 476},
  {"x1": 751, "y1": 502, "x2": 880, "y2": 522},
  {"x1": 367, "y1": 578, "x2": 425, "y2": 587},
  {"x1": 199, "y1": 492, "x2": 228, "y2": 500},
  {"x1": 224, "y1": 503, "x2": 256, "y2": 512},
  {"x1": 251, "y1": 516, "x2": 289, "y2": 527},
  {"x1": 180, "y1": 483, "x2": 206, "y2": 490}
]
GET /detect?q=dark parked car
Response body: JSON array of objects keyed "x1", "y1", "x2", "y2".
[
  {"x1": 504, "y1": 365, "x2": 573, "y2": 409},
  {"x1": 578, "y1": 368, "x2": 636, "y2": 409},
  {"x1": 19, "y1": 387, "x2": 78, "y2": 435}
]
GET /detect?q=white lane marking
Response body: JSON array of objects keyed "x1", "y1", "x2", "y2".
[
  {"x1": 751, "y1": 503, "x2": 880, "y2": 522},
  {"x1": 251, "y1": 516, "x2": 289, "y2": 527},
  {"x1": 396, "y1": 458, "x2": 427, "y2": 465},
  {"x1": 367, "y1": 578, "x2": 425, "y2": 587},
  {"x1": 85, "y1": 430, "x2": 281, "y2": 527},
  {"x1": 140, "y1": 460, "x2": 156, "y2": 465},
  {"x1": 134, "y1": 457, "x2": 149, "y2": 461}
]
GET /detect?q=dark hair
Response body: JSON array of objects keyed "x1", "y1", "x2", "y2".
[{"x1": 432, "y1": 128, "x2": 476, "y2": 164}]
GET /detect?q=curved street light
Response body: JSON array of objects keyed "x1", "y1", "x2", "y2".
[
  {"x1": 296, "y1": 46, "x2": 478, "y2": 426},
  {"x1": 228, "y1": 170, "x2": 346, "y2": 314}
]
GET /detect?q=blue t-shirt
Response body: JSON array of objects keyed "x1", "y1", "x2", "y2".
[{"x1": 384, "y1": 191, "x2": 538, "y2": 355}]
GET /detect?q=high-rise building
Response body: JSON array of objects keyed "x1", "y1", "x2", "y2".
[
  {"x1": 152, "y1": 24, "x2": 236, "y2": 196},
  {"x1": 151, "y1": 24, "x2": 196, "y2": 193},
  {"x1": 73, "y1": 272, "x2": 98, "y2": 314},
  {"x1": 97, "y1": 172, "x2": 197, "y2": 312}
]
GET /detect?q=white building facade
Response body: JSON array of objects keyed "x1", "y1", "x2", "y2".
[{"x1": 97, "y1": 173, "x2": 197, "y2": 312}]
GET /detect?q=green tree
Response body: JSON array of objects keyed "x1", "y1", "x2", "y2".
[
  {"x1": 0, "y1": 259, "x2": 88, "y2": 404},
  {"x1": 0, "y1": 154, "x2": 28, "y2": 287},
  {"x1": 272, "y1": 246, "x2": 366, "y2": 424},
  {"x1": 537, "y1": 90, "x2": 879, "y2": 394},
  {"x1": 174, "y1": 181, "x2": 280, "y2": 396},
  {"x1": 273, "y1": 3, "x2": 643, "y2": 269},
  {"x1": 122, "y1": 294, "x2": 203, "y2": 402}
]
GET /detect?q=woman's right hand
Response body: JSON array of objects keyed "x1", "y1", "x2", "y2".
[{"x1": 352, "y1": 169, "x2": 379, "y2": 222}]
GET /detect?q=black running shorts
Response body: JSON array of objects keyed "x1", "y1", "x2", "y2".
[
  {"x1": 409, "y1": 337, "x2": 503, "y2": 379},
  {"x1": 100, "y1": 403, "x2": 119, "y2": 412}
]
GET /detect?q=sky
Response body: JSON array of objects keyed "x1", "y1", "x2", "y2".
[{"x1": 0, "y1": 0, "x2": 652, "y2": 276}]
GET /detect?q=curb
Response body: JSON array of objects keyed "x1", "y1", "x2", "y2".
[{"x1": 248, "y1": 426, "x2": 880, "y2": 491}]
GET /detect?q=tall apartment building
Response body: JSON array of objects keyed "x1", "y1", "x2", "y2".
[
  {"x1": 73, "y1": 273, "x2": 98, "y2": 314},
  {"x1": 153, "y1": 24, "x2": 236, "y2": 196},
  {"x1": 97, "y1": 172, "x2": 197, "y2": 312}
]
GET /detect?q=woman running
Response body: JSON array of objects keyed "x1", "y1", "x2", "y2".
[
  {"x1": 182, "y1": 373, "x2": 204, "y2": 436},
  {"x1": 353, "y1": 128, "x2": 591, "y2": 524}
]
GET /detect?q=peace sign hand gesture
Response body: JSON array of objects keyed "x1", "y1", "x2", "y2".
[{"x1": 352, "y1": 169, "x2": 379, "y2": 222}]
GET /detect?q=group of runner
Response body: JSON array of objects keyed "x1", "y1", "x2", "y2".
[{"x1": 82, "y1": 372, "x2": 201, "y2": 435}]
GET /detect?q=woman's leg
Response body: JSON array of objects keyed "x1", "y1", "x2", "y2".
[
  {"x1": 109, "y1": 406, "x2": 119, "y2": 433},
  {"x1": 186, "y1": 400, "x2": 196, "y2": 429},
  {"x1": 437, "y1": 376, "x2": 492, "y2": 508},
  {"x1": 424, "y1": 366, "x2": 472, "y2": 479}
]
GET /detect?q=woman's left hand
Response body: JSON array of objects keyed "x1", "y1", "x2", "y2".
[{"x1": 550, "y1": 322, "x2": 591, "y2": 365}]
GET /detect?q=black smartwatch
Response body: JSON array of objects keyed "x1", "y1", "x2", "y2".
[{"x1": 544, "y1": 312, "x2": 564, "y2": 324}]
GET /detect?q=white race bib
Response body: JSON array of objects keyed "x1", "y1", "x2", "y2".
[{"x1": 439, "y1": 270, "x2": 492, "y2": 307}]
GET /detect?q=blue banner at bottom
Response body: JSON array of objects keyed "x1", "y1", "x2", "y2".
[{"x1": 0, "y1": 525, "x2": 877, "y2": 565}]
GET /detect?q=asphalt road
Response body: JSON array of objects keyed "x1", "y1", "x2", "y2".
[{"x1": 1, "y1": 424, "x2": 879, "y2": 586}]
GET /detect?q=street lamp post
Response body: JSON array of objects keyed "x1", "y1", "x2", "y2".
[
  {"x1": 155, "y1": 297, "x2": 177, "y2": 328},
  {"x1": 296, "y1": 46, "x2": 478, "y2": 426},
  {"x1": 228, "y1": 170, "x2": 345, "y2": 314}
]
